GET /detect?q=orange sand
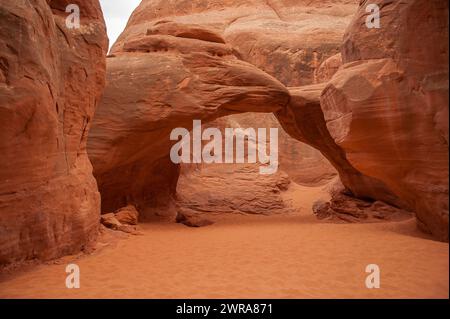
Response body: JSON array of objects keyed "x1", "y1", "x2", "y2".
[{"x1": 0, "y1": 185, "x2": 448, "y2": 299}]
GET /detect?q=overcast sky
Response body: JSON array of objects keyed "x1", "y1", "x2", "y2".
[{"x1": 99, "y1": 0, "x2": 142, "y2": 49}]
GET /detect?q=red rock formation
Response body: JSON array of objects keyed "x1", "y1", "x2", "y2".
[
  {"x1": 314, "y1": 54, "x2": 343, "y2": 84},
  {"x1": 277, "y1": 84, "x2": 405, "y2": 207},
  {"x1": 176, "y1": 209, "x2": 214, "y2": 227},
  {"x1": 320, "y1": 0, "x2": 449, "y2": 240},
  {"x1": 87, "y1": 18, "x2": 290, "y2": 217},
  {"x1": 177, "y1": 162, "x2": 293, "y2": 216},
  {"x1": 88, "y1": 0, "x2": 448, "y2": 241},
  {"x1": 88, "y1": 0, "x2": 357, "y2": 218},
  {"x1": 114, "y1": 205, "x2": 139, "y2": 225},
  {"x1": 113, "y1": 0, "x2": 357, "y2": 86},
  {"x1": 313, "y1": 194, "x2": 413, "y2": 224},
  {"x1": 1, "y1": 0, "x2": 447, "y2": 268},
  {"x1": 209, "y1": 113, "x2": 338, "y2": 186},
  {"x1": 0, "y1": 1, "x2": 108, "y2": 263}
]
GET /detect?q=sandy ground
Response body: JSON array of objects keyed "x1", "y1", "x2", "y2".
[{"x1": 0, "y1": 184, "x2": 448, "y2": 299}]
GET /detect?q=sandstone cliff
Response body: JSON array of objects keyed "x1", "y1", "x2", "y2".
[
  {"x1": 0, "y1": 0, "x2": 108, "y2": 263},
  {"x1": 321, "y1": 0, "x2": 449, "y2": 240}
]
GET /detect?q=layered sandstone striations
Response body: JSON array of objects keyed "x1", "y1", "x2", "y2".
[
  {"x1": 320, "y1": 0, "x2": 449, "y2": 240},
  {"x1": 177, "y1": 163, "x2": 293, "y2": 216},
  {"x1": 87, "y1": 10, "x2": 290, "y2": 217},
  {"x1": 112, "y1": 0, "x2": 357, "y2": 86},
  {"x1": 0, "y1": 0, "x2": 108, "y2": 263}
]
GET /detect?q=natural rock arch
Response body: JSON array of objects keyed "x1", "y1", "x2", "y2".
[
  {"x1": 88, "y1": 0, "x2": 359, "y2": 217},
  {"x1": 88, "y1": 0, "x2": 448, "y2": 241},
  {"x1": 0, "y1": 0, "x2": 447, "y2": 267}
]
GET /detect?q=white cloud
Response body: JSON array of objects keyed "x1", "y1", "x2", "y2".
[{"x1": 99, "y1": 0, "x2": 142, "y2": 50}]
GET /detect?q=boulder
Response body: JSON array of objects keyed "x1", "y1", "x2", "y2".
[
  {"x1": 100, "y1": 213, "x2": 122, "y2": 230},
  {"x1": 313, "y1": 194, "x2": 414, "y2": 224},
  {"x1": 101, "y1": 210, "x2": 142, "y2": 235},
  {"x1": 114, "y1": 205, "x2": 139, "y2": 225},
  {"x1": 176, "y1": 211, "x2": 214, "y2": 228}
]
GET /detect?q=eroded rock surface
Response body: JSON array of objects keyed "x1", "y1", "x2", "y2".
[
  {"x1": 176, "y1": 111, "x2": 337, "y2": 216},
  {"x1": 112, "y1": 0, "x2": 357, "y2": 86},
  {"x1": 313, "y1": 194, "x2": 414, "y2": 224},
  {"x1": 320, "y1": 0, "x2": 449, "y2": 240},
  {"x1": 114, "y1": 205, "x2": 139, "y2": 225},
  {"x1": 176, "y1": 209, "x2": 214, "y2": 228},
  {"x1": 177, "y1": 163, "x2": 293, "y2": 216},
  {"x1": 0, "y1": 1, "x2": 108, "y2": 263},
  {"x1": 100, "y1": 205, "x2": 141, "y2": 234},
  {"x1": 0, "y1": 1, "x2": 108, "y2": 264},
  {"x1": 277, "y1": 84, "x2": 405, "y2": 207}
]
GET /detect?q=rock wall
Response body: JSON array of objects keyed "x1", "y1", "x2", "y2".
[
  {"x1": 277, "y1": 84, "x2": 404, "y2": 208},
  {"x1": 113, "y1": 0, "x2": 357, "y2": 86},
  {"x1": 320, "y1": 0, "x2": 449, "y2": 240},
  {"x1": 0, "y1": 0, "x2": 108, "y2": 264}
]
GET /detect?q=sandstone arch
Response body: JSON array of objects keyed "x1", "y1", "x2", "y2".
[
  {"x1": 87, "y1": 0, "x2": 356, "y2": 217},
  {"x1": 88, "y1": 0, "x2": 448, "y2": 241}
]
